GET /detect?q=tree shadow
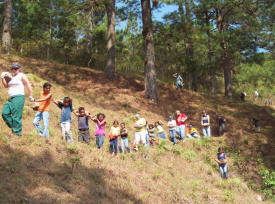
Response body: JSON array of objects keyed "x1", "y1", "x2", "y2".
[{"x1": 0, "y1": 144, "x2": 142, "y2": 204}]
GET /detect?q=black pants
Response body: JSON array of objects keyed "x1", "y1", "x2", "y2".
[{"x1": 78, "y1": 129, "x2": 91, "y2": 144}]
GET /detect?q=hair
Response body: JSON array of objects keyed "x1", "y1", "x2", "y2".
[
  {"x1": 78, "y1": 107, "x2": 85, "y2": 112},
  {"x1": 218, "y1": 147, "x2": 223, "y2": 152},
  {"x1": 43, "y1": 82, "x2": 52, "y2": 89},
  {"x1": 148, "y1": 124, "x2": 154, "y2": 129},
  {"x1": 154, "y1": 120, "x2": 163, "y2": 127},
  {"x1": 120, "y1": 122, "x2": 125, "y2": 127},
  {"x1": 97, "y1": 113, "x2": 105, "y2": 120},
  {"x1": 63, "y1": 97, "x2": 72, "y2": 104},
  {"x1": 113, "y1": 120, "x2": 119, "y2": 125}
]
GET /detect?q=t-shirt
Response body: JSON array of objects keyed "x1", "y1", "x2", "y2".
[
  {"x1": 217, "y1": 152, "x2": 226, "y2": 166},
  {"x1": 176, "y1": 113, "x2": 187, "y2": 126},
  {"x1": 110, "y1": 126, "x2": 120, "y2": 136},
  {"x1": 120, "y1": 128, "x2": 128, "y2": 138},
  {"x1": 156, "y1": 125, "x2": 164, "y2": 133},
  {"x1": 167, "y1": 120, "x2": 177, "y2": 130},
  {"x1": 176, "y1": 75, "x2": 183, "y2": 85},
  {"x1": 135, "y1": 118, "x2": 146, "y2": 132},
  {"x1": 218, "y1": 118, "x2": 226, "y2": 126},
  {"x1": 8, "y1": 73, "x2": 25, "y2": 97},
  {"x1": 202, "y1": 115, "x2": 210, "y2": 126},
  {"x1": 95, "y1": 120, "x2": 106, "y2": 136},
  {"x1": 148, "y1": 128, "x2": 155, "y2": 137},
  {"x1": 186, "y1": 127, "x2": 198, "y2": 135},
  {"x1": 78, "y1": 116, "x2": 89, "y2": 130},
  {"x1": 58, "y1": 104, "x2": 73, "y2": 123},
  {"x1": 38, "y1": 92, "x2": 52, "y2": 112}
]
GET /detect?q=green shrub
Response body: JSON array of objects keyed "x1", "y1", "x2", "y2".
[
  {"x1": 183, "y1": 150, "x2": 197, "y2": 161},
  {"x1": 259, "y1": 168, "x2": 275, "y2": 201},
  {"x1": 158, "y1": 139, "x2": 171, "y2": 153},
  {"x1": 173, "y1": 146, "x2": 182, "y2": 156}
]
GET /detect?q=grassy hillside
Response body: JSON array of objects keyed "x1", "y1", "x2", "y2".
[{"x1": 0, "y1": 54, "x2": 274, "y2": 203}]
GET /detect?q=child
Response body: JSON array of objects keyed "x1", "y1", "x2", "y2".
[
  {"x1": 148, "y1": 124, "x2": 156, "y2": 145},
  {"x1": 201, "y1": 110, "x2": 211, "y2": 137},
  {"x1": 167, "y1": 115, "x2": 177, "y2": 145},
  {"x1": 155, "y1": 120, "x2": 166, "y2": 139},
  {"x1": 186, "y1": 124, "x2": 200, "y2": 139},
  {"x1": 33, "y1": 82, "x2": 52, "y2": 138},
  {"x1": 218, "y1": 115, "x2": 226, "y2": 136},
  {"x1": 109, "y1": 120, "x2": 120, "y2": 156},
  {"x1": 215, "y1": 147, "x2": 228, "y2": 179},
  {"x1": 120, "y1": 122, "x2": 130, "y2": 153},
  {"x1": 92, "y1": 113, "x2": 106, "y2": 149},
  {"x1": 74, "y1": 107, "x2": 91, "y2": 144},
  {"x1": 54, "y1": 97, "x2": 74, "y2": 143}
]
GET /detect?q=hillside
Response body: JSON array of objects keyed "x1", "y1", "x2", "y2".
[{"x1": 0, "y1": 54, "x2": 274, "y2": 204}]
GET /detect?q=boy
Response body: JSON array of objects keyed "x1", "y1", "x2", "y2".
[
  {"x1": 74, "y1": 107, "x2": 91, "y2": 144},
  {"x1": 218, "y1": 115, "x2": 226, "y2": 136},
  {"x1": 186, "y1": 124, "x2": 200, "y2": 138},
  {"x1": 167, "y1": 115, "x2": 177, "y2": 145},
  {"x1": 33, "y1": 82, "x2": 52, "y2": 138},
  {"x1": 54, "y1": 97, "x2": 74, "y2": 143}
]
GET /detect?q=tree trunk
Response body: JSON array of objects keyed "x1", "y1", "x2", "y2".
[
  {"x1": 216, "y1": 8, "x2": 232, "y2": 98},
  {"x1": 141, "y1": 0, "x2": 158, "y2": 103},
  {"x1": 104, "y1": 0, "x2": 116, "y2": 80},
  {"x1": 205, "y1": 10, "x2": 216, "y2": 94},
  {"x1": 2, "y1": 0, "x2": 12, "y2": 54}
]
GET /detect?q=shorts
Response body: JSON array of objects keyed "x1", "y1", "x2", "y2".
[{"x1": 134, "y1": 130, "x2": 147, "y2": 145}]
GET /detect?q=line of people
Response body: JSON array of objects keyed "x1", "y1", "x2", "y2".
[{"x1": 1, "y1": 63, "x2": 228, "y2": 179}]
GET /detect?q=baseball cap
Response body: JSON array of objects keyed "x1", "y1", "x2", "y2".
[
  {"x1": 11, "y1": 64, "x2": 21, "y2": 69},
  {"x1": 169, "y1": 115, "x2": 173, "y2": 119},
  {"x1": 135, "y1": 114, "x2": 140, "y2": 118}
]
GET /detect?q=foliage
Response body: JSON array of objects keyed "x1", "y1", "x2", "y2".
[{"x1": 259, "y1": 168, "x2": 275, "y2": 201}]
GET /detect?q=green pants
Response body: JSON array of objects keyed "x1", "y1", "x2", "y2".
[{"x1": 2, "y1": 95, "x2": 25, "y2": 136}]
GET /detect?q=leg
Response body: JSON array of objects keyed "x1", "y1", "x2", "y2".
[
  {"x1": 125, "y1": 138, "x2": 130, "y2": 152},
  {"x1": 110, "y1": 140, "x2": 113, "y2": 153},
  {"x1": 99, "y1": 135, "x2": 104, "y2": 148},
  {"x1": 83, "y1": 130, "x2": 91, "y2": 144},
  {"x1": 10, "y1": 96, "x2": 25, "y2": 135},
  {"x1": 60, "y1": 123, "x2": 67, "y2": 141},
  {"x1": 42, "y1": 112, "x2": 50, "y2": 138},
  {"x1": 218, "y1": 125, "x2": 222, "y2": 136},
  {"x1": 114, "y1": 137, "x2": 118, "y2": 154},
  {"x1": 223, "y1": 164, "x2": 228, "y2": 179},
  {"x1": 78, "y1": 131, "x2": 84, "y2": 143},
  {"x1": 207, "y1": 126, "x2": 211, "y2": 137},
  {"x1": 180, "y1": 125, "x2": 185, "y2": 140},
  {"x1": 171, "y1": 130, "x2": 176, "y2": 145},
  {"x1": 121, "y1": 138, "x2": 125, "y2": 153},
  {"x1": 33, "y1": 112, "x2": 43, "y2": 136},
  {"x1": 140, "y1": 131, "x2": 147, "y2": 146},
  {"x1": 202, "y1": 127, "x2": 207, "y2": 137},
  {"x1": 64, "y1": 122, "x2": 73, "y2": 142},
  {"x1": 176, "y1": 126, "x2": 181, "y2": 139},
  {"x1": 219, "y1": 165, "x2": 225, "y2": 178},
  {"x1": 146, "y1": 133, "x2": 150, "y2": 147},
  {"x1": 96, "y1": 136, "x2": 100, "y2": 147},
  {"x1": 2, "y1": 102, "x2": 13, "y2": 128},
  {"x1": 134, "y1": 132, "x2": 140, "y2": 150}
]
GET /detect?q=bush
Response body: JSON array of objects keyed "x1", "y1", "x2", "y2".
[
  {"x1": 259, "y1": 168, "x2": 275, "y2": 201},
  {"x1": 183, "y1": 150, "x2": 197, "y2": 161}
]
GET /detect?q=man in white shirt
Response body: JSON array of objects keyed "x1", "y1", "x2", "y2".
[
  {"x1": 134, "y1": 114, "x2": 147, "y2": 150},
  {"x1": 167, "y1": 115, "x2": 177, "y2": 145}
]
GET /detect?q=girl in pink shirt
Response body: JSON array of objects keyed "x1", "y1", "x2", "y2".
[{"x1": 92, "y1": 113, "x2": 106, "y2": 149}]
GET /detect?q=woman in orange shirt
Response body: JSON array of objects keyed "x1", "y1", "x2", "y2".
[{"x1": 33, "y1": 82, "x2": 52, "y2": 138}]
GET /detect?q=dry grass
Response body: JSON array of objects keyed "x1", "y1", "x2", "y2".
[{"x1": 0, "y1": 54, "x2": 274, "y2": 203}]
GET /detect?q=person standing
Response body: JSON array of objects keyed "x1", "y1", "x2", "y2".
[
  {"x1": 167, "y1": 115, "x2": 177, "y2": 145},
  {"x1": 175, "y1": 110, "x2": 188, "y2": 141},
  {"x1": 134, "y1": 114, "x2": 147, "y2": 151},
  {"x1": 33, "y1": 82, "x2": 52, "y2": 138},
  {"x1": 218, "y1": 115, "x2": 226, "y2": 136},
  {"x1": 215, "y1": 147, "x2": 228, "y2": 179},
  {"x1": 1, "y1": 63, "x2": 33, "y2": 136},
  {"x1": 173, "y1": 73, "x2": 183, "y2": 91},
  {"x1": 201, "y1": 110, "x2": 211, "y2": 137}
]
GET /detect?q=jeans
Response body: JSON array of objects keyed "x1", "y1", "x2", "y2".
[
  {"x1": 176, "y1": 125, "x2": 185, "y2": 140},
  {"x1": 110, "y1": 137, "x2": 118, "y2": 154},
  {"x1": 33, "y1": 111, "x2": 50, "y2": 138},
  {"x1": 2, "y1": 95, "x2": 25, "y2": 136},
  {"x1": 121, "y1": 137, "x2": 130, "y2": 153},
  {"x1": 218, "y1": 124, "x2": 226, "y2": 136},
  {"x1": 145, "y1": 133, "x2": 150, "y2": 147},
  {"x1": 187, "y1": 132, "x2": 200, "y2": 139},
  {"x1": 219, "y1": 164, "x2": 228, "y2": 179},
  {"x1": 96, "y1": 135, "x2": 104, "y2": 148},
  {"x1": 169, "y1": 129, "x2": 177, "y2": 145},
  {"x1": 202, "y1": 126, "x2": 211, "y2": 137},
  {"x1": 158, "y1": 132, "x2": 166, "y2": 139},
  {"x1": 60, "y1": 122, "x2": 73, "y2": 142}
]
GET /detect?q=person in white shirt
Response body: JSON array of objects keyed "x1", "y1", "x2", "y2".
[
  {"x1": 1, "y1": 63, "x2": 33, "y2": 136},
  {"x1": 167, "y1": 115, "x2": 177, "y2": 145},
  {"x1": 134, "y1": 114, "x2": 147, "y2": 151},
  {"x1": 155, "y1": 120, "x2": 166, "y2": 139}
]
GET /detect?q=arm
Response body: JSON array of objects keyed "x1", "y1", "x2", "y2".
[
  {"x1": 73, "y1": 110, "x2": 79, "y2": 117},
  {"x1": 182, "y1": 116, "x2": 188, "y2": 122},
  {"x1": 34, "y1": 93, "x2": 52, "y2": 102},
  {"x1": 214, "y1": 156, "x2": 221, "y2": 165},
  {"x1": 1, "y1": 78, "x2": 8, "y2": 88},
  {"x1": 22, "y1": 74, "x2": 33, "y2": 97}
]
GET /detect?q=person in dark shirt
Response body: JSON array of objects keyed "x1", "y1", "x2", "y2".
[
  {"x1": 252, "y1": 118, "x2": 261, "y2": 133},
  {"x1": 74, "y1": 107, "x2": 91, "y2": 144},
  {"x1": 218, "y1": 115, "x2": 226, "y2": 136},
  {"x1": 120, "y1": 122, "x2": 130, "y2": 153},
  {"x1": 240, "y1": 92, "x2": 246, "y2": 102}
]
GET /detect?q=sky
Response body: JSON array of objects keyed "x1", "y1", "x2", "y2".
[{"x1": 116, "y1": 3, "x2": 178, "y2": 30}]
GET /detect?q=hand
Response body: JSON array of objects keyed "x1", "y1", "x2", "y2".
[{"x1": 29, "y1": 96, "x2": 35, "y2": 102}]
